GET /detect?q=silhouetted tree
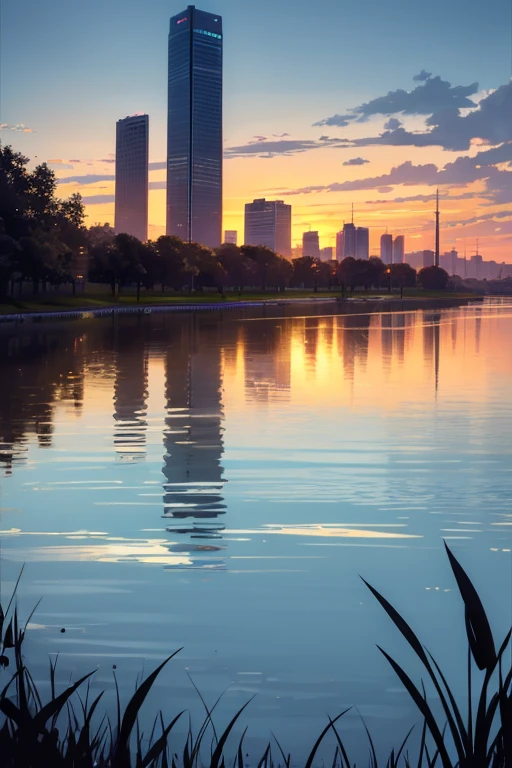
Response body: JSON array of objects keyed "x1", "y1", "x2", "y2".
[
  {"x1": 390, "y1": 262, "x2": 416, "y2": 288},
  {"x1": 417, "y1": 265, "x2": 449, "y2": 290}
]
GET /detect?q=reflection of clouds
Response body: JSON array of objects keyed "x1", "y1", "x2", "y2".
[{"x1": 225, "y1": 524, "x2": 420, "y2": 539}]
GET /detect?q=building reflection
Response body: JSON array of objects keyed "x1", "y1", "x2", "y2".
[
  {"x1": 113, "y1": 321, "x2": 149, "y2": 462},
  {"x1": 161, "y1": 316, "x2": 226, "y2": 570},
  {"x1": 242, "y1": 319, "x2": 291, "y2": 402},
  {"x1": 339, "y1": 313, "x2": 371, "y2": 380}
]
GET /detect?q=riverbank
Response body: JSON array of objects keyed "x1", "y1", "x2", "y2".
[{"x1": 0, "y1": 290, "x2": 481, "y2": 323}]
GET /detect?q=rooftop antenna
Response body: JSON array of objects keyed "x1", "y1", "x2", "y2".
[{"x1": 434, "y1": 188, "x2": 440, "y2": 268}]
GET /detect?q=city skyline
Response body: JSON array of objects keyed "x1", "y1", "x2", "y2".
[{"x1": 2, "y1": 0, "x2": 511, "y2": 260}]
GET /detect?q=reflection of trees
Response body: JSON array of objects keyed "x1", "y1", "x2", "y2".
[
  {"x1": 161, "y1": 315, "x2": 226, "y2": 569},
  {"x1": 381, "y1": 313, "x2": 409, "y2": 369},
  {"x1": 0, "y1": 327, "x2": 87, "y2": 473}
]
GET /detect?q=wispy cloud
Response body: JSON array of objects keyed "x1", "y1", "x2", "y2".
[
  {"x1": 225, "y1": 136, "x2": 350, "y2": 158},
  {"x1": 0, "y1": 123, "x2": 35, "y2": 133},
  {"x1": 343, "y1": 157, "x2": 369, "y2": 166}
]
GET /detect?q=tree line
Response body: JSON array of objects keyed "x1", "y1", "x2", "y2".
[{"x1": 1, "y1": 145, "x2": 449, "y2": 298}]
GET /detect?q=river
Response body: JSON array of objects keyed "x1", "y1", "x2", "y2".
[{"x1": 0, "y1": 299, "x2": 511, "y2": 762}]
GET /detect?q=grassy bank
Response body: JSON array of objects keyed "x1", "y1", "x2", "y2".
[
  {"x1": 0, "y1": 289, "x2": 479, "y2": 316},
  {"x1": 0, "y1": 545, "x2": 510, "y2": 767}
]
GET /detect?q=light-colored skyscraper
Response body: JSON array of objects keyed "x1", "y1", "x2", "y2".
[
  {"x1": 356, "y1": 227, "x2": 369, "y2": 259},
  {"x1": 224, "y1": 230, "x2": 237, "y2": 245},
  {"x1": 380, "y1": 233, "x2": 393, "y2": 264},
  {"x1": 115, "y1": 114, "x2": 149, "y2": 242},
  {"x1": 303, "y1": 231, "x2": 320, "y2": 259},
  {"x1": 343, "y1": 222, "x2": 356, "y2": 258},
  {"x1": 167, "y1": 6, "x2": 223, "y2": 247},
  {"x1": 244, "y1": 199, "x2": 291, "y2": 257},
  {"x1": 336, "y1": 230, "x2": 344, "y2": 261},
  {"x1": 393, "y1": 235, "x2": 405, "y2": 264}
]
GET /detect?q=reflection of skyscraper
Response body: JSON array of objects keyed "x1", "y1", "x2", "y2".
[
  {"x1": 162, "y1": 317, "x2": 226, "y2": 569},
  {"x1": 115, "y1": 114, "x2": 149, "y2": 242},
  {"x1": 113, "y1": 328, "x2": 149, "y2": 462},
  {"x1": 166, "y1": 6, "x2": 223, "y2": 246},
  {"x1": 243, "y1": 320, "x2": 291, "y2": 403},
  {"x1": 340, "y1": 313, "x2": 371, "y2": 380}
]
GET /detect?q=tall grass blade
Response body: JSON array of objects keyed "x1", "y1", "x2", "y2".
[
  {"x1": 141, "y1": 710, "x2": 185, "y2": 768},
  {"x1": 210, "y1": 697, "x2": 255, "y2": 768},
  {"x1": 304, "y1": 709, "x2": 350, "y2": 768}
]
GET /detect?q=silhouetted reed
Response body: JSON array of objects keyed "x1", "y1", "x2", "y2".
[{"x1": 1, "y1": 544, "x2": 510, "y2": 767}]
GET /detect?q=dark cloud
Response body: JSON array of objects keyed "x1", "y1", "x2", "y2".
[
  {"x1": 343, "y1": 157, "x2": 369, "y2": 166},
  {"x1": 353, "y1": 83, "x2": 512, "y2": 151},
  {"x1": 384, "y1": 117, "x2": 402, "y2": 130},
  {"x1": 149, "y1": 161, "x2": 167, "y2": 171},
  {"x1": 82, "y1": 194, "x2": 115, "y2": 205},
  {"x1": 365, "y1": 192, "x2": 475, "y2": 204},
  {"x1": 224, "y1": 137, "x2": 350, "y2": 158},
  {"x1": 413, "y1": 70, "x2": 432, "y2": 82},
  {"x1": 445, "y1": 209, "x2": 512, "y2": 228},
  {"x1": 272, "y1": 133, "x2": 290, "y2": 138},
  {"x1": 315, "y1": 76, "x2": 479, "y2": 127},
  {"x1": 57, "y1": 174, "x2": 115, "y2": 185},
  {"x1": 282, "y1": 161, "x2": 440, "y2": 195},
  {"x1": 149, "y1": 180, "x2": 166, "y2": 190}
]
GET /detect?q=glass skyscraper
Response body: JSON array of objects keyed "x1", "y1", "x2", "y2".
[
  {"x1": 167, "y1": 6, "x2": 223, "y2": 248},
  {"x1": 115, "y1": 114, "x2": 149, "y2": 242}
]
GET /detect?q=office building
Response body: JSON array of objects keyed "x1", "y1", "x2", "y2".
[
  {"x1": 393, "y1": 235, "x2": 405, "y2": 264},
  {"x1": 321, "y1": 247, "x2": 333, "y2": 261},
  {"x1": 343, "y1": 223, "x2": 356, "y2": 258},
  {"x1": 303, "y1": 231, "x2": 320, "y2": 259},
  {"x1": 244, "y1": 199, "x2": 291, "y2": 257},
  {"x1": 224, "y1": 230, "x2": 237, "y2": 245},
  {"x1": 356, "y1": 227, "x2": 369, "y2": 259},
  {"x1": 380, "y1": 233, "x2": 393, "y2": 264},
  {"x1": 336, "y1": 231, "x2": 344, "y2": 261},
  {"x1": 423, "y1": 250, "x2": 435, "y2": 268},
  {"x1": 115, "y1": 114, "x2": 149, "y2": 242},
  {"x1": 166, "y1": 6, "x2": 223, "y2": 247}
]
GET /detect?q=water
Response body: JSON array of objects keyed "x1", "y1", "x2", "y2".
[{"x1": 0, "y1": 299, "x2": 511, "y2": 761}]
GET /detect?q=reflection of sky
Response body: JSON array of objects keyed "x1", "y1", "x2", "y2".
[{"x1": 0, "y1": 302, "x2": 511, "y2": 761}]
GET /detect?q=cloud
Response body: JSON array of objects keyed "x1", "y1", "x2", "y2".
[
  {"x1": 224, "y1": 136, "x2": 350, "y2": 158},
  {"x1": 445, "y1": 209, "x2": 512, "y2": 228},
  {"x1": 149, "y1": 180, "x2": 166, "y2": 190},
  {"x1": 384, "y1": 117, "x2": 402, "y2": 130},
  {"x1": 353, "y1": 82, "x2": 512, "y2": 151},
  {"x1": 413, "y1": 70, "x2": 432, "y2": 82},
  {"x1": 315, "y1": 75, "x2": 479, "y2": 126},
  {"x1": 0, "y1": 123, "x2": 34, "y2": 133},
  {"x1": 48, "y1": 159, "x2": 74, "y2": 169},
  {"x1": 272, "y1": 133, "x2": 290, "y2": 138},
  {"x1": 365, "y1": 192, "x2": 475, "y2": 204},
  {"x1": 343, "y1": 157, "x2": 369, "y2": 166},
  {"x1": 149, "y1": 161, "x2": 166, "y2": 171},
  {"x1": 250, "y1": 135, "x2": 267, "y2": 143},
  {"x1": 82, "y1": 194, "x2": 115, "y2": 205},
  {"x1": 57, "y1": 174, "x2": 115, "y2": 185}
]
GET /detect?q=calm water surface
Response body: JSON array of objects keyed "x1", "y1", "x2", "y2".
[{"x1": 0, "y1": 300, "x2": 511, "y2": 759}]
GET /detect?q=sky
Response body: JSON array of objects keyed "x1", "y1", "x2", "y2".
[{"x1": 1, "y1": 0, "x2": 512, "y2": 261}]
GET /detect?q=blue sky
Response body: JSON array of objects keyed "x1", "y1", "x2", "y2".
[{"x1": 2, "y1": 0, "x2": 512, "y2": 257}]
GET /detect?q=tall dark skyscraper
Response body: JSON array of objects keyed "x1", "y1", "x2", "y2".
[
  {"x1": 167, "y1": 6, "x2": 223, "y2": 247},
  {"x1": 115, "y1": 114, "x2": 149, "y2": 242}
]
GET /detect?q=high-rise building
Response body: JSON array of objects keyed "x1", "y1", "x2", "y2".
[
  {"x1": 244, "y1": 199, "x2": 291, "y2": 257},
  {"x1": 336, "y1": 230, "x2": 344, "y2": 261},
  {"x1": 393, "y1": 235, "x2": 405, "y2": 264},
  {"x1": 115, "y1": 114, "x2": 149, "y2": 242},
  {"x1": 303, "y1": 231, "x2": 320, "y2": 259},
  {"x1": 224, "y1": 230, "x2": 237, "y2": 245},
  {"x1": 356, "y1": 227, "x2": 369, "y2": 259},
  {"x1": 380, "y1": 233, "x2": 393, "y2": 264},
  {"x1": 423, "y1": 249, "x2": 435, "y2": 268},
  {"x1": 343, "y1": 223, "x2": 356, "y2": 258},
  {"x1": 166, "y1": 6, "x2": 222, "y2": 247},
  {"x1": 321, "y1": 247, "x2": 333, "y2": 261}
]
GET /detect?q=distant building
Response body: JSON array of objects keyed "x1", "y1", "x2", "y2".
[
  {"x1": 224, "y1": 230, "x2": 237, "y2": 245},
  {"x1": 380, "y1": 234, "x2": 393, "y2": 264},
  {"x1": 166, "y1": 6, "x2": 223, "y2": 247},
  {"x1": 321, "y1": 247, "x2": 333, "y2": 261},
  {"x1": 343, "y1": 223, "x2": 356, "y2": 258},
  {"x1": 356, "y1": 227, "x2": 369, "y2": 259},
  {"x1": 405, "y1": 251, "x2": 425, "y2": 270},
  {"x1": 423, "y1": 250, "x2": 435, "y2": 268},
  {"x1": 393, "y1": 235, "x2": 405, "y2": 264},
  {"x1": 115, "y1": 114, "x2": 149, "y2": 242},
  {"x1": 336, "y1": 230, "x2": 344, "y2": 261},
  {"x1": 244, "y1": 199, "x2": 292, "y2": 257},
  {"x1": 303, "y1": 231, "x2": 320, "y2": 259}
]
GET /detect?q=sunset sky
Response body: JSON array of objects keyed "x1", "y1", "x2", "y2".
[{"x1": 2, "y1": 0, "x2": 511, "y2": 260}]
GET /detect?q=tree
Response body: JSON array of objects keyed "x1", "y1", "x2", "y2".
[
  {"x1": 417, "y1": 265, "x2": 449, "y2": 290},
  {"x1": 390, "y1": 262, "x2": 416, "y2": 288},
  {"x1": 215, "y1": 243, "x2": 256, "y2": 291},
  {"x1": 241, "y1": 245, "x2": 282, "y2": 291},
  {"x1": 153, "y1": 235, "x2": 186, "y2": 290}
]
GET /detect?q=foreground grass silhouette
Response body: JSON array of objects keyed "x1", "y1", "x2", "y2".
[{"x1": 0, "y1": 543, "x2": 510, "y2": 767}]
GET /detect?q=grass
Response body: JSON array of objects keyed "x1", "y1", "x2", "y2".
[
  {"x1": 0, "y1": 289, "x2": 479, "y2": 315},
  {"x1": 1, "y1": 544, "x2": 510, "y2": 767}
]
